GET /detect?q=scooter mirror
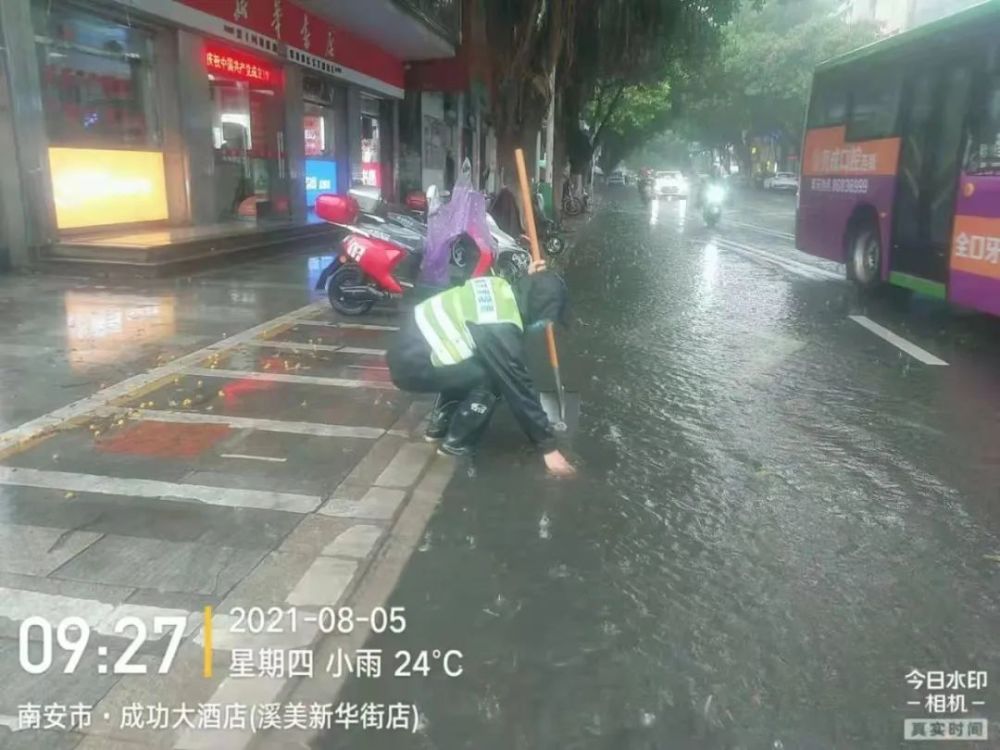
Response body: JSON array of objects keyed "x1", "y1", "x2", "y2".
[{"x1": 426, "y1": 185, "x2": 441, "y2": 217}]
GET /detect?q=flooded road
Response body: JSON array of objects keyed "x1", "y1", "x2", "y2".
[{"x1": 318, "y1": 188, "x2": 1000, "y2": 749}]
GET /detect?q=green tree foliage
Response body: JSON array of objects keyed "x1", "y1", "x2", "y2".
[
  {"x1": 675, "y1": 0, "x2": 880, "y2": 168},
  {"x1": 560, "y1": 0, "x2": 743, "y2": 174},
  {"x1": 593, "y1": 79, "x2": 676, "y2": 171}
]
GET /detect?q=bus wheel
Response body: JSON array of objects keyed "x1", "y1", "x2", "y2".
[{"x1": 848, "y1": 224, "x2": 881, "y2": 289}]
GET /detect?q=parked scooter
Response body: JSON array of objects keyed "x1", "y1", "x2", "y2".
[
  {"x1": 562, "y1": 176, "x2": 590, "y2": 216},
  {"x1": 348, "y1": 185, "x2": 428, "y2": 233},
  {"x1": 315, "y1": 192, "x2": 531, "y2": 316},
  {"x1": 530, "y1": 187, "x2": 566, "y2": 256},
  {"x1": 314, "y1": 194, "x2": 489, "y2": 316},
  {"x1": 702, "y1": 183, "x2": 726, "y2": 228},
  {"x1": 487, "y1": 187, "x2": 566, "y2": 257},
  {"x1": 486, "y1": 213, "x2": 533, "y2": 279}
]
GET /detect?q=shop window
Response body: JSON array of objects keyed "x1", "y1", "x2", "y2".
[
  {"x1": 304, "y1": 102, "x2": 333, "y2": 158},
  {"x1": 34, "y1": 4, "x2": 160, "y2": 148},
  {"x1": 304, "y1": 100, "x2": 337, "y2": 207},
  {"x1": 206, "y1": 44, "x2": 287, "y2": 220},
  {"x1": 360, "y1": 97, "x2": 382, "y2": 190}
]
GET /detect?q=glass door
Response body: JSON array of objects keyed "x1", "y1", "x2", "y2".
[
  {"x1": 360, "y1": 95, "x2": 382, "y2": 193},
  {"x1": 892, "y1": 59, "x2": 975, "y2": 281},
  {"x1": 206, "y1": 47, "x2": 287, "y2": 221},
  {"x1": 303, "y1": 100, "x2": 337, "y2": 208}
]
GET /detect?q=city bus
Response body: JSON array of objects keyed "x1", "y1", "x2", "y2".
[{"x1": 796, "y1": 1, "x2": 1000, "y2": 317}]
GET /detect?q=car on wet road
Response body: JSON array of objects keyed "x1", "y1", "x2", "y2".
[
  {"x1": 763, "y1": 171, "x2": 798, "y2": 192},
  {"x1": 654, "y1": 170, "x2": 688, "y2": 198}
]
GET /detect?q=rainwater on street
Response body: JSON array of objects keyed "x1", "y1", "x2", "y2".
[{"x1": 318, "y1": 187, "x2": 1000, "y2": 750}]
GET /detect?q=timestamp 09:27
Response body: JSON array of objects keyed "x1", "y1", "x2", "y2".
[{"x1": 18, "y1": 607, "x2": 407, "y2": 677}]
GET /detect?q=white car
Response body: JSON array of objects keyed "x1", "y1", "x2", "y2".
[
  {"x1": 608, "y1": 171, "x2": 626, "y2": 186},
  {"x1": 765, "y1": 172, "x2": 799, "y2": 192},
  {"x1": 655, "y1": 170, "x2": 688, "y2": 198}
]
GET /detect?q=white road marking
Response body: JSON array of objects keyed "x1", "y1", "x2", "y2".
[
  {"x1": 0, "y1": 302, "x2": 325, "y2": 454},
  {"x1": 712, "y1": 239, "x2": 826, "y2": 280},
  {"x1": 93, "y1": 407, "x2": 385, "y2": 440},
  {"x1": 347, "y1": 364, "x2": 390, "y2": 371},
  {"x1": 184, "y1": 367, "x2": 396, "y2": 390},
  {"x1": 221, "y1": 453, "x2": 287, "y2": 463},
  {"x1": 0, "y1": 715, "x2": 23, "y2": 731},
  {"x1": 321, "y1": 524, "x2": 384, "y2": 559},
  {"x1": 320, "y1": 486, "x2": 406, "y2": 520},
  {"x1": 94, "y1": 602, "x2": 202, "y2": 638},
  {"x1": 713, "y1": 237, "x2": 842, "y2": 281},
  {"x1": 0, "y1": 587, "x2": 200, "y2": 640},
  {"x1": 285, "y1": 557, "x2": 358, "y2": 606},
  {"x1": 848, "y1": 315, "x2": 949, "y2": 366},
  {"x1": 240, "y1": 340, "x2": 386, "y2": 356},
  {"x1": 296, "y1": 320, "x2": 399, "y2": 331},
  {"x1": 725, "y1": 218, "x2": 795, "y2": 240},
  {"x1": 374, "y1": 442, "x2": 436, "y2": 488},
  {"x1": 0, "y1": 466, "x2": 321, "y2": 513},
  {"x1": 0, "y1": 586, "x2": 114, "y2": 629}
]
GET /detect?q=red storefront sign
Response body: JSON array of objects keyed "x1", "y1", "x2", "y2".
[
  {"x1": 204, "y1": 44, "x2": 278, "y2": 84},
  {"x1": 178, "y1": 0, "x2": 403, "y2": 90}
]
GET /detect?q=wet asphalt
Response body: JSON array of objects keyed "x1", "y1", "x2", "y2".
[{"x1": 317, "y1": 187, "x2": 1000, "y2": 749}]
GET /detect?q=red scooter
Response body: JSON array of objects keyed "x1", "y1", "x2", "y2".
[{"x1": 313, "y1": 194, "x2": 496, "y2": 316}]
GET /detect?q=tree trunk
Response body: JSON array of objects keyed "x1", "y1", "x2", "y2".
[
  {"x1": 496, "y1": 124, "x2": 519, "y2": 189},
  {"x1": 552, "y1": 90, "x2": 567, "y2": 220}
]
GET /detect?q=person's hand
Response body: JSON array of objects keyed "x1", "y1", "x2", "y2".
[
  {"x1": 528, "y1": 259, "x2": 548, "y2": 275},
  {"x1": 543, "y1": 449, "x2": 576, "y2": 477}
]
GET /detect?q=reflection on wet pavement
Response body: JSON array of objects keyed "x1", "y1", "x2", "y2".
[
  {"x1": 64, "y1": 292, "x2": 177, "y2": 371},
  {"x1": 0, "y1": 245, "x2": 336, "y2": 432}
]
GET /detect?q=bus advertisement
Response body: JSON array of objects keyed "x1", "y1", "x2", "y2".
[{"x1": 796, "y1": 1, "x2": 1000, "y2": 317}]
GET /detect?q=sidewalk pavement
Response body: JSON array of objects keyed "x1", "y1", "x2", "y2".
[{"x1": 0, "y1": 247, "x2": 454, "y2": 749}]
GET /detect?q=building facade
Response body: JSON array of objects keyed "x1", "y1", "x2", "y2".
[
  {"x1": 845, "y1": 0, "x2": 984, "y2": 32},
  {"x1": 845, "y1": 0, "x2": 914, "y2": 33},
  {"x1": 0, "y1": 0, "x2": 456, "y2": 269},
  {"x1": 400, "y1": 0, "x2": 495, "y2": 196},
  {"x1": 910, "y1": 0, "x2": 983, "y2": 25}
]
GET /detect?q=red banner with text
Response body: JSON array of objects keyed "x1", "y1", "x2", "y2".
[{"x1": 178, "y1": 0, "x2": 404, "y2": 89}]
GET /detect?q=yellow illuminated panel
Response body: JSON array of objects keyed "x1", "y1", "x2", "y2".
[{"x1": 48, "y1": 147, "x2": 169, "y2": 229}]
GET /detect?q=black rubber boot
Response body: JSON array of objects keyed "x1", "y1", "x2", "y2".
[
  {"x1": 439, "y1": 390, "x2": 498, "y2": 457},
  {"x1": 424, "y1": 395, "x2": 460, "y2": 441}
]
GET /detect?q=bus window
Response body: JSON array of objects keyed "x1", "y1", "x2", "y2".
[
  {"x1": 965, "y1": 72, "x2": 1000, "y2": 175},
  {"x1": 807, "y1": 80, "x2": 848, "y2": 129},
  {"x1": 846, "y1": 71, "x2": 902, "y2": 141}
]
